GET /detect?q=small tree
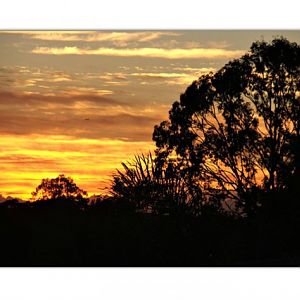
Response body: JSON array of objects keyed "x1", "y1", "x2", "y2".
[{"x1": 31, "y1": 174, "x2": 88, "y2": 201}]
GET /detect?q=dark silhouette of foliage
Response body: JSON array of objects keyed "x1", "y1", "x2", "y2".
[
  {"x1": 0, "y1": 188, "x2": 299, "y2": 266},
  {"x1": 111, "y1": 152, "x2": 203, "y2": 216},
  {"x1": 31, "y1": 174, "x2": 88, "y2": 201},
  {"x1": 153, "y1": 37, "x2": 300, "y2": 215}
]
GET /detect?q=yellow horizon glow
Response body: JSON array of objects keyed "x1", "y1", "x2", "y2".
[{"x1": 0, "y1": 134, "x2": 155, "y2": 200}]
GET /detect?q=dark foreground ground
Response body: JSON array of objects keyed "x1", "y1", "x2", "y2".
[{"x1": 0, "y1": 199, "x2": 299, "y2": 267}]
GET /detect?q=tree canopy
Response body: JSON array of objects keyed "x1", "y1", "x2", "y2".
[
  {"x1": 31, "y1": 174, "x2": 88, "y2": 201},
  {"x1": 153, "y1": 37, "x2": 300, "y2": 214}
]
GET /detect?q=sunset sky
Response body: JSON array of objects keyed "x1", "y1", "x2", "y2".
[{"x1": 1, "y1": 30, "x2": 300, "y2": 199}]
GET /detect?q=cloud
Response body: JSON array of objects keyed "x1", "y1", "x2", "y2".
[
  {"x1": 31, "y1": 46, "x2": 245, "y2": 59},
  {"x1": 0, "y1": 66, "x2": 133, "y2": 97},
  {"x1": 130, "y1": 72, "x2": 189, "y2": 79},
  {"x1": 64, "y1": 87, "x2": 114, "y2": 96},
  {"x1": 0, "y1": 66, "x2": 75, "y2": 89},
  {"x1": 0, "y1": 90, "x2": 123, "y2": 110},
  {"x1": 206, "y1": 40, "x2": 231, "y2": 49},
  {"x1": 98, "y1": 72, "x2": 127, "y2": 81},
  {"x1": 0, "y1": 110, "x2": 161, "y2": 141},
  {"x1": 172, "y1": 67, "x2": 215, "y2": 73},
  {"x1": 130, "y1": 72, "x2": 197, "y2": 86},
  {"x1": 3, "y1": 31, "x2": 180, "y2": 45},
  {"x1": 129, "y1": 68, "x2": 216, "y2": 85},
  {"x1": 0, "y1": 88, "x2": 167, "y2": 142}
]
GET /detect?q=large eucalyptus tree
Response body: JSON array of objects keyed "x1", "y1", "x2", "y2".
[{"x1": 153, "y1": 38, "x2": 300, "y2": 213}]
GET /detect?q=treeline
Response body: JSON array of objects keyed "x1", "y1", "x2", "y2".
[{"x1": 0, "y1": 186, "x2": 299, "y2": 266}]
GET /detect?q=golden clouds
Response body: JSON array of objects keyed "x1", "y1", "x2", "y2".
[
  {"x1": 0, "y1": 31, "x2": 242, "y2": 199},
  {"x1": 32, "y1": 47, "x2": 244, "y2": 59},
  {"x1": 0, "y1": 62, "x2": 215, "y2": 199},
  {"x1": 130, "y1": 72, "x2": 189, "y2": 78},
  {"x1": 130, "y1": 68, "x2": 216, "y2": 85},
  {"x1": 66, "y1": 87, "x2": 114, "y2": 96},
  {"x1": 0, "y1": 75, "x2": 170, "y2": 142},
  {"x1": 3, "y1": 31, "x2": 180, "y2": 45}
]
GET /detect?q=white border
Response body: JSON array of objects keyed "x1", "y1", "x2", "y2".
[
  {"x1": 0, "y1": 0, "x2": 300, "y2": 29},
  {"x1": 0, "y1": 268, "x2": 299, "y2": 300},
  {"x1": 0, "y1": 1, "x2": 299, "y2": 300}
]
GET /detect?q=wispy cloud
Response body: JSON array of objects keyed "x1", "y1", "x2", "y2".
[
  {"x1": 3, "y1": 31, "x2": 180, "y2": 45},
  {"x1": 31, "y1": 46, "x2": 245, "y2": 59},
  {"x1": 0, "y1": 90, "x2": 120, "y2": 106},
  {"x1": 130, "y1": 72, "x2": 189, "y2": 79},
  {"x1": 129, "y1": 67, "x2": 216, "y2": 85},
  {"x1": 0, "y1": 88, "x2": 167, "y2": 142},
  {"x1": 0, "y1": 66, "x2": 134, "y2": 98}
]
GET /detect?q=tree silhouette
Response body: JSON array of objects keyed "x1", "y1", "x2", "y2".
[
  {"x1": 31, "y1": 174, "x2": 87, "y2": 201},
  {"x1": 153, "y1": 38, "x2": 300, "y2": 214}
]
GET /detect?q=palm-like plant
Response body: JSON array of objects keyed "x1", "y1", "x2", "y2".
[{"x1": 111, "y1": 152, "x2": 203, "y2": 215}]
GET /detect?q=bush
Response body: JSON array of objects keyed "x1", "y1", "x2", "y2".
[{"x1": 111, "y1": 153, "x2": 204, "y2": 216}]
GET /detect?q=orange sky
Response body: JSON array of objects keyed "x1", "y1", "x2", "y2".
[{"x1": 0, "y1": 30, "x2": 299, "y2": 199}]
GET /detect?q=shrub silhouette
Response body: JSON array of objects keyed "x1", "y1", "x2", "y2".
[{"x1": 111, "y1": 152, "x2": 203, "y2": 215}]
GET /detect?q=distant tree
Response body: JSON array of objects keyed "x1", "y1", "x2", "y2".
[
  {"x1": 0, "y1": 198, "x2": 20, "y2": 208},
  {"x1": 31, "y1": 174, "x2": 88, "y2": 201},
  {"x1": 153, "y1": 38, "x2": 300, "y2": 214}
]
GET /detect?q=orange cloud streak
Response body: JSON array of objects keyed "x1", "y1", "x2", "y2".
[{"x1": 32, "y1": 47, "x2": 245, "y2": 59}]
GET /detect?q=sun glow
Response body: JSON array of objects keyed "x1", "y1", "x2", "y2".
[
  {"x1": 1, "y1": 30, "x2": 298, "y2": 200},
  {"x1": 0, "y1": 134, "x2": 154, "y2": 199}
]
